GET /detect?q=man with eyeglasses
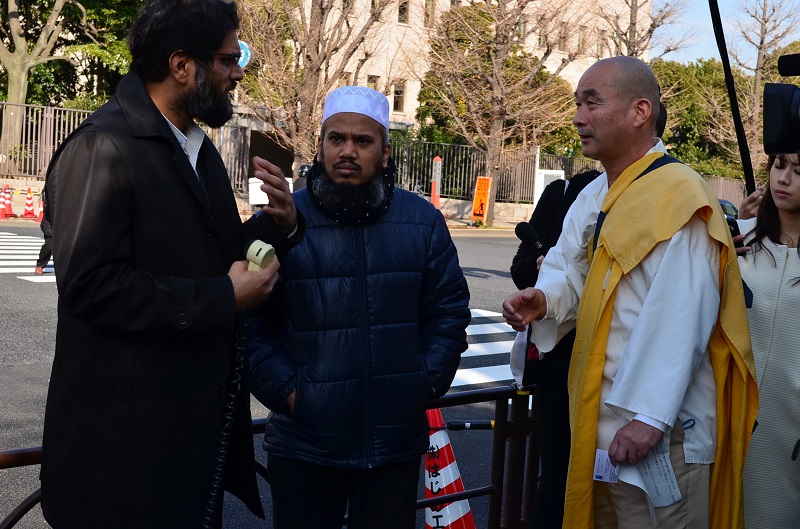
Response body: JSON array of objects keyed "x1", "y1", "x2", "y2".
[{"x1": 39, "y1": 1, "x2": 302, "y2": 528}]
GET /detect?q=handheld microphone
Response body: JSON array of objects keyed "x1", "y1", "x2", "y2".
[
  {"x1": 514, "y1": 222, "x2": 545, "y2": 256},
  {"x1": 245, "y1": 239, "x2": 275, "y2": 271}
]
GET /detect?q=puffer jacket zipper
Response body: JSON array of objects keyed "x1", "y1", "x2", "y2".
[{"x1": 353, "y1": 226, "x2": 374, "y2": 467}]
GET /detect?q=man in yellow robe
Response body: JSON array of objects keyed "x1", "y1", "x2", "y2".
[{"x1": 502, "y1": 56, "x2": 757, "y2": 528}]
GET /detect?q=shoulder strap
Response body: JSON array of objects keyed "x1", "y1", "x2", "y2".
[{"x1": 592, "y1": 155, "x2": 682, "y2": 253}]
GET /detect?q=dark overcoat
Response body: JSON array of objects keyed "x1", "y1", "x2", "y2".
[{"x1": 40, "y1": 73, "x2": 297, "y2": 528}]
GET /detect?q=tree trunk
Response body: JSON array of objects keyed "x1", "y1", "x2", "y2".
[{"x1": 0, "y1": 63, "x2": 31, "y2": 174}]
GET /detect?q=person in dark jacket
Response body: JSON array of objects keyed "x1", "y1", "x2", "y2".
[
  {"x1": 247, "y1": 86, "x2": 471, "y2": 529},
  {"x1": 39, "y1": 1, "x2": 302, "y2": 528},
  {"x1": 34, "y1": 190, "x2": 52, "y2": 275},
  {"x1": 510, "y1": 168, "x2": 601, "y2": 528}
]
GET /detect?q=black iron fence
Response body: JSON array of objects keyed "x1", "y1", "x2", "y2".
[
  {"x1": 0, "y1": 103, "x2": 90, "y2": 178},
  {"x1": 391, "y1": 139, "x2": 601, "y2": 204},
  {"x1": 0, "y1": 101, "x2": 745, "y2": 208},
  {"x1": 0, "y1": 386, "x2": 538, "y2": 529}
]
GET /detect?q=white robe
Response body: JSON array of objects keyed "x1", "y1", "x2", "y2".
[{"x1": 533, "y1": 142, "x2": 720, "y2": 462}]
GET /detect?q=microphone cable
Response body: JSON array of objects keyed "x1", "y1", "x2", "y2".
[{"x1": 202, "y1": 317, "x2": 248, "y2": 529}]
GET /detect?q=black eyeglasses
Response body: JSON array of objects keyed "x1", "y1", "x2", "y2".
[{"x1": 210, "y1": 52, "x2": 242, "y2": 69}]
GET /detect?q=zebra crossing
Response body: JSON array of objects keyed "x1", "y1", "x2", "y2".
[
  {"x1": 451, "y1": 308, "x2": 514, "y2": 389},
  {"x1": 0, "y1": 231, "x2": 54, "y2": 282},
  {"x1": 0, "y1": 231, "x2": 516, "y2": 386}
]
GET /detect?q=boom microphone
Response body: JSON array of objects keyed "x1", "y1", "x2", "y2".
[{"x1": 514, "y1": 222, "x2": 545, "y2": 256}]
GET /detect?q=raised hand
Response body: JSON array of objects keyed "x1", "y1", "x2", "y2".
[{"x1": 252, "y1": 156, "x2": 298, "y2": 234}]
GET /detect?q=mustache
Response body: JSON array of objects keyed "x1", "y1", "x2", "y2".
[{"x1": 334, "y1": 160, "x2": 361, "y2": 170}]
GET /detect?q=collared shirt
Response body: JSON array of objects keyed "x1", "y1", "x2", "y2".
[
  {"x1": 533, "y1": 139, "x2": 720, "y2": 464},
  {"x1": 163, "y1": 114, "x2": 206, "y2": 174}
]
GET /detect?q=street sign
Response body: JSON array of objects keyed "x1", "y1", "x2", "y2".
[{"x1": 238, "y1": 40, "x2": 252, "y2": 69}]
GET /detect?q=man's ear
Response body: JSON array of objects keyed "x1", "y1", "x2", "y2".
[
  {"x1": 315, "y1": 136, "x2": 322, "y2": 163},
  {"x1": 382, "y1": 143, "x2": 391, "y2": 168},
  {"x1": 632, "y1": 98, "x2": 653, "y2": 130},
  {"x1": 169, "y1": 50, "x2": 194, "y2": 86}
]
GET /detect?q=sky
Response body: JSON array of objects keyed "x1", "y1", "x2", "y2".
[{"x1": 653, "y1": 0, "x2": 755, "y2": 64}]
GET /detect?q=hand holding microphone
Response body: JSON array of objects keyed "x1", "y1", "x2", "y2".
[
  {"x1": 229, "y1": 240, "x2": 280, "y2": 312},
  {"x1": 245, "y1": 239, "x2": 275, "y2": 270},
  {"x1": 515, "y1": 221, "x2": 545, "y2": 256}
]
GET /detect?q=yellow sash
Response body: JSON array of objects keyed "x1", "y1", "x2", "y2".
[{"x1": 563, "y1": 152, "x2": 758, "y2": 528}]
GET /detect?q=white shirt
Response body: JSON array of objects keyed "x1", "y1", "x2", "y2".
[
  {"x1": 163, "y1": 115, "x2": 206, "y2": 173},
  {"x1": 532, "y1": 141, "x2": 720, "y2": 463}
]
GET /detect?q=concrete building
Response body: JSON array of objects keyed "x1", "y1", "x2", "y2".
[{"x1": 321, "y1": 0, "x2": 652, "y2": 130}]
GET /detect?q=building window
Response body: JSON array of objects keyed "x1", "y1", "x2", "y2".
[
  {"x1": 538, "y1": 30, "x2": 547, "y2": 48},
  {"x1": 596, "y1": 30, "x2": 606, "y2": 57},
  {"x1": 398, "y1": 0, "x2": 408, "y2": 24},
  {"x1": 367, "y1": 75, "x2": 380, "y2": 91},
  {"x1": 424, "y1": 0, "x2": 435, "y2": 27},
  {"x1": 393, "y1": 81, "x2": 406, "y2": 112},
  {"x1": 516, "y1": 21, "x2": 527, "y2": 43},
  {"x1": 577, "y1": 26, "x2": 586, "y2": 53},
  {"x1": 558, "y1": 23, "x2": 567, "y2": 51}
]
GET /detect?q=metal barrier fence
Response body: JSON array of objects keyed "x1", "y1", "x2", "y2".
[
  {"x1": 0, "y1": 386, "x2": 537, "y2": 529},
  {"x1": 0, "y1": 101, "x2": 744, "y2": 208},
  {"x1": 0, "y1": 103, "x2": 91, "y2": 178},
  {"x1": 392, "y1": 139, "x2": 601, "y2": 204}
]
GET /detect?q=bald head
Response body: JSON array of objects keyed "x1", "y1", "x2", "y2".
[
  {"x1": 573, "y1": 57, "x2": 663, "y2": 181},
  {"x1": 587, "y1": 57, "x2": 661, "y2": 131}
]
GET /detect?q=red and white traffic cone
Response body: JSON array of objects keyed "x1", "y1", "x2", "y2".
[
  {"x1": 0, "y1": 186, "x2": 6, "y2": 220},
  {"x1": 37, "y1": 196, "x2": 44, "y2": 222},
  {"x1": 22, "y1": 187, "x2": 35, "y2": 218},
  {"x1": 424, "y1": 408, "x2": 476, "y2": 529},
  {"x1": 4, "y1": 186, "x2": 16, "y2": 217}
]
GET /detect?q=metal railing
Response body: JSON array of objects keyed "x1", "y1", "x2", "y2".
[
  {"x1": 1, "y1": 101, "x2": 742, "y2": 211},
  {"x1": 392, "y1": 138, "x2": 601, "y2": 204},
  {"x1": 0, "y1": 103, "x2": 91, "y2": 178},
  {"x1": 0, "y1": 386, "x2": 537, "y2": 529}
]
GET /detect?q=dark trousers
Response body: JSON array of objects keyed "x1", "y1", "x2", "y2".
[
  {"x1": 531, "y1": 329, "x2": 574, "y2": 529},
  {"x1": 267, "y1": 454, "x2": 420, "y2": 529},
  {"x1": 36, "y1": 233, "x2": 52, "y2": 268}
]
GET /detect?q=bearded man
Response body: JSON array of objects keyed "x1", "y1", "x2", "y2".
[
  {"x1": 39, "y1": 1, "x2": 303, "y2": 527},
  {"x1": 247, "y1": 86, "x2": 471, "y2": 529}
]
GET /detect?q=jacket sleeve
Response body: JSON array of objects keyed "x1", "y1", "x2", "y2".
[
  {"x1": 246, "y1": 285, "x2": 296, "y2": 414},
  {"x1": 49, "y1": 130, "x2": 236, "y2": 336},
  {"x1": 510, "y1": 179, "x2": 566, "y2": 289},
  {"x1": 420, "y1": 212, "x2": 471, "y2": 398},
  {"x1": 241, "y1": 208, "x2": 306, "y2": 259}
]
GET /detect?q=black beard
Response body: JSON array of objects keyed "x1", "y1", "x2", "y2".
[
  {"x1": 180, "y1": 63, "x2": 233, "y2": 128},
  {"x1": 311, "y1": 160, "x2": 389, "y2": 217}
]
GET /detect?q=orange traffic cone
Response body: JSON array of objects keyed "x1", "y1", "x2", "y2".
[
  {"x1": 22, "y1": 187, "x2": 35, "y2": 218},
  {"x1": 0, "y1": 186, "x2": 6, "y2": 220},
  {"x1": 5, "y1": 186, "x2": 16, "y2": 218},
  {"x1": 424, "y1": 408, "x2": 476, "y2": 529},
  {"x1": 37, "y1": 196, "x2": 44, "y2": 222}
]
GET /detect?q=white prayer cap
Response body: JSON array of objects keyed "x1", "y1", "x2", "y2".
[{"x1": 322, "y1": 86, "x2": 390, "y2": 131}]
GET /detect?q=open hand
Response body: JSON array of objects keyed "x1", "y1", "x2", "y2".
[
  {"x1": 502, "y1": 287, "x2": 547, "y2": 332},
  {"x1": 252, "y1": 156, "x2": 297, "y2": 234}
]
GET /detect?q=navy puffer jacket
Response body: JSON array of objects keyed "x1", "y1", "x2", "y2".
[{"x1": 248, "y1": 186, "x2": 470, "y2": 468}]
